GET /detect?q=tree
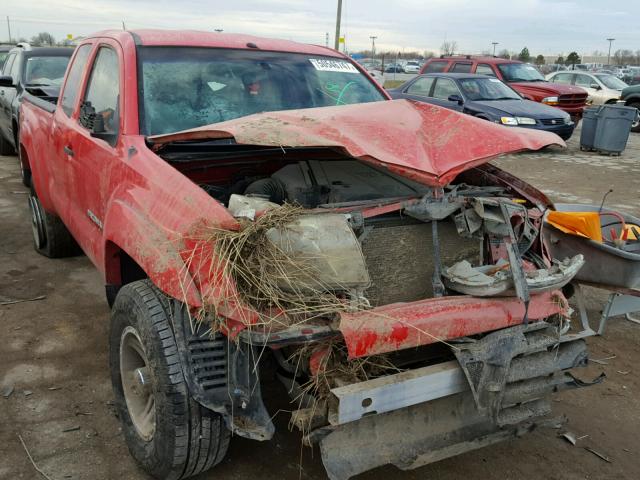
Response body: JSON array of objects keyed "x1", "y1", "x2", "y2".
[
  {"x1": 517, "y1": 47, "x2": 531, "y2": 62},
  {"x1": 497, "y1": 49, "x2": 511, "y2": 59},
  {"x1": 440, "y1": 40, "x2": 457, "y2": 56},
  {"x1": 30, "y1": 32, "x2": 55, "y2": 46},
  {"x1": 534, "y1": 54, "x2": 546, "y2": 65},
  {"x1": 423, "y1": 51, "x2": 435, "y2": 59},
  {"x1": 565, "y1": 51, "x2": 581, "y2": 66},
  {"x1": 613, "y1": 49, "x2": 634, "y2": 66},
  {"x1": 555, "y1": 55, "x2": 564, "y2": 65}
]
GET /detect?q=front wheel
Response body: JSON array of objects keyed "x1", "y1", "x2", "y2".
[{"x1": 109, "y1": 280, "x2": 230, "y2": 480}]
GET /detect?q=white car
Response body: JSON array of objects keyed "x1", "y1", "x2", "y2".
[
  {"x1": 403, "y1": 61, "x2": 421, "y2": 74},
  {"x1": 546, "y1": 71, "x2": 628, "y2": 105}
]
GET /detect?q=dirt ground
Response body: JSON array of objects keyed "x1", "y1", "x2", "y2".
[{"x1": 1, "y1": 127, "x2": 639, "y2": 480}]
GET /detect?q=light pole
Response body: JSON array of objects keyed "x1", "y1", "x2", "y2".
[
  {"x1": 334, "y1": 0, "x2": 342, "y2": 50},
  {"x1": 492, "y1": 42, "x2": 498, "y2": 56},
  {"x1": 370, "y1": 36, "x2": 377, "y2": 64},
  {"x1": 606, "y1": 38, "x2": 615, "y2": 66}
]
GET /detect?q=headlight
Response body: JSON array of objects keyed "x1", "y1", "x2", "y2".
[
  {"x1": 542, "y1": 96, "x2": 559, "y2": 105},
  {"x1": 563, "y1": 116, "x2": 572, "y2": 124},
  {"x1": 515, "y1": 117, "x2": 537, "y2": 125},
  {"x1": 500, "y1": 117, "x2": 519, "y2": 125},
  {"x1": 266, "y1": 213, "x2": 370, "y2": 292}
]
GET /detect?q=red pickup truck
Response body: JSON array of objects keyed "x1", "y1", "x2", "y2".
[
  {"x1": 20, "y1": 30, "x2": 597, "y2": 480},
  {"x1": 421, "y1": 56, "x2": 588, "y2": 120}
]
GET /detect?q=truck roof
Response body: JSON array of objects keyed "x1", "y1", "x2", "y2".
[
  {"x1": 88, "y1": 29, "x2": 343, "y2": 58},
  {"x1": 434, "y1": 55, "x2": 521, "y2": 65}
]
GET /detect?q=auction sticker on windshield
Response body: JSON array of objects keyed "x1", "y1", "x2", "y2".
[{"x1": 309, "y1": 59, "x2": 358, "y2": 73}]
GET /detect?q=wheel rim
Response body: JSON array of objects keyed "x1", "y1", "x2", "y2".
[
  {"x1": 120, "y1": 327, "x2": 156, "y2": 441},
  {"x1": 29, "y1": 195, "x2": 45, "y2": 249}
]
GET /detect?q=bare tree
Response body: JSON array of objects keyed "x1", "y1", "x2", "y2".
[
  {"x1": 497, "y1": 49, "x2": 511, "y2": 59},
  {"x1": 440, "y1": 40, "x2": 457, "y2": 56},
  {"x1": 30, "y1": 32, "x2": 56, "y2": 46}
]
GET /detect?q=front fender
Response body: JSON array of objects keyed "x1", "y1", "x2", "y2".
[{"x1": 103, "y1": 199, "x2": 202, "y2": 307}]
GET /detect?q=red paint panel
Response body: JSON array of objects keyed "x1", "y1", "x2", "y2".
[
  {"x1": 150, "y1": 100, "x2": 563, "y2": 187},
  {"x1": 339, "y1": 291, "x2": 568, "y2": 358}
]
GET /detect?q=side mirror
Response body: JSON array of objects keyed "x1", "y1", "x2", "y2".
[
  {"x1": 79, "y1": 101, "x2": 117, "y2": 145},
  {"x1": 0, "y1": 75, "x2": 14, "y2": 88},
  {"x1": 590, "y1": 83, "x2": 601, "y2": 90},
  {"x1": 448, "y1": 94, "x2": 464, "y2": 105}
]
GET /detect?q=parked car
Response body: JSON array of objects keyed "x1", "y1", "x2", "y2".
[
  {"x1": 0, "y1": 43, "x2": 73, "y2": 184},
  {"x1": 384, "y1": 62, "x2": 404, "y2": 73},
  {"x1": 403, "y1": 60, "x2": 421, "y2": 74},
  {"x1": 388, "y1": 73, "x2": 575, "y2": 139},
  {"x1": 20, "y1": 29, "x2": 594, "y2": 480},
  {"x1": 421, "y1": 56, "x2": 588, "y2": 120},
  {"x1": 0, "y1": 45, "x2": 11, "y2": 69},
  {"x1": 546, "y1": 71, "x2": 627, "y2": 105},
  {"x1": 621, "y1": 84, "x2": 640, "y2": 132}
]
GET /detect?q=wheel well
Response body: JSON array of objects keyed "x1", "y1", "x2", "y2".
[
  {"x1": 105, "y1": 242, "x2": 148, "y2": 287},
  {"x1": 605, "y1": 99, "x2": 618, "y2": 104}
]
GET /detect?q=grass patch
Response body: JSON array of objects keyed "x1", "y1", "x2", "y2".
[{"x1": 383, "y1": 80, "x2": 405, "y2": 89}]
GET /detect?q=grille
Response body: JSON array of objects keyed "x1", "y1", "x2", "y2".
[
  {"x1": 187, "y1": 334, "x2": 227, "y2": 391},
  {"x1": 360, "y1": 216, "x2": 478, "y2": 306},
  {"x1": 539, "y1": 118, "x2": 566, "y2": 126},
  {"x1": 558, "y1": 93, "x2": 588, "y2": 105}
]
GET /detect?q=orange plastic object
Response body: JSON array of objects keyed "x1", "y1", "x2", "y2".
[{"x1": 547, "y1": 211, "x2": 603, "y2": 243}]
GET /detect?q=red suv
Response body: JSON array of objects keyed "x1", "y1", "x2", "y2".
[{"x1": 421, "y1": 56, "x2": 587, "y2": 119}]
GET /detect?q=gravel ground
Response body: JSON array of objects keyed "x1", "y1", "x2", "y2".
[{"x1": 1, "y1": 126, "x2": 639, "y2": 480}]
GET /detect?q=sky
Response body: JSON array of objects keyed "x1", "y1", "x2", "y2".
[{"x1": 4, "y1": 0, "x2": 640, "y2": 56}]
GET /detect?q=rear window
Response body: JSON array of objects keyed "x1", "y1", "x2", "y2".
[
  {"x1": 423, "y1": 61, "x2": 448, "y2": 73},
  {"x1": 138, "y1": 47, "x2": 386, "y2": 135},
  {"x1": 451, "y1": 62, "x2": 472, "y2": 73},
  {"x1": 24, "y1": 56, "x2": 70, "y2": 87},
  {"x1": 61, "y1": 44, "x2": 92, "y2": 117},
  {"x1": 476, "y1": 64, "x2": 495, "y2": 77}
]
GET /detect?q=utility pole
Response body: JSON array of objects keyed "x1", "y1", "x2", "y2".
[
  {"x1": 6, "y1": 16, "x2": 11, "y2": 43},
  {"x1": 370, "y1": 36, "x2": 377, "y2": 63},
  {"x1": 492, "y1": 42, "x2": 498, "y2": 56},
  {"x1": 334, "y1": 0, "x2": 342, "y2": 50},
  {"x1": 122, "y1": 21, "x2": 126, "y2": 31},
  {"x1": 325, "y1": 32, "x2": 329, "y2": 48},
  {"x1": 606, "y1": 37, "x2": 615, "y2": 66}
]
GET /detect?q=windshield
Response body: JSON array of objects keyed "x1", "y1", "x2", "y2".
[
  {"x1": 594, "y1": 74, "x2": 628, "y2": 90},
  {"x1": 458, "y1": 77, "x2": 521, "y2": 101},
  {"x1": 497, "y1": 63, "x2": 545, "y2": 82},
  {"x1": 25, "y1": 56, "x2": 70, "y2": 86},
  {"x1": 139, "y1": 47, "x2": 386, "y2": 135}
]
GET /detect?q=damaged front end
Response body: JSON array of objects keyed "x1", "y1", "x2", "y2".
[{"x1": 149, "y1": 102, "x2": 601, "y2": 478}]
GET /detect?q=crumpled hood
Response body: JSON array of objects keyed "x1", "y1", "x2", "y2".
[{"x1": 149, "y1": 99, "x2": 564, "y2": 187}]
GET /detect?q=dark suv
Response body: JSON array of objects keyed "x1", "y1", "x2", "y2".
[
  {"x1": 421, "y1": 56, "x2": 588, "y2": 120},
  {"x1": 0, "y1": 44, "x2": 73, "y2": 176}
]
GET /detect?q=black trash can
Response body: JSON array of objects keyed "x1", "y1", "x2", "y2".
[
  {"x1": 579, "y1": 106, "x2": 600, "y2": 151},
  {"x1": 593, "y1": 105, "x2": 638, "y2": 155}
]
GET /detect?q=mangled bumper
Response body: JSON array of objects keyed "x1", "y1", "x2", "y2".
[
  {"x1": 318, "y1": 321, "x2": 600, "y2": 480},
  {"x1": 339, "y1": 290, "x2": 569, "y2": 358}
]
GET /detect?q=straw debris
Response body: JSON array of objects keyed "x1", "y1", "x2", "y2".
[{"x1": 188, "y1": 204, "x2": 363, "y2": 332}]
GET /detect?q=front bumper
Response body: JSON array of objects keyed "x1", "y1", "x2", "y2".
[
  {"x1": 318, "y1": 321, "x2": 598, "y2": 480},
  {"x1": 339, "y1": 290, "x2": 568, "y2": 358}
]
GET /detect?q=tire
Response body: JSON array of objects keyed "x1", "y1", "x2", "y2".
[
  {"x1": 629, "y1": 102, "x2": 640, "y2": 133},
  {"x1": 109, "y1": 280, "x2": 230, "y2": 480},
  {"x1": 0, "y1": 131, "x2": 15, "y2": 155},
  {"x1": 28, "y1": 187, "x2": 81, "y2": 258}
]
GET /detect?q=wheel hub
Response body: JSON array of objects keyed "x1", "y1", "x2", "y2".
[{"x1": 120, "y1": 327, "x2": 156, "y2": 441}]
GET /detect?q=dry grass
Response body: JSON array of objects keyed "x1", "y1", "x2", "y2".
[{"x1": 182, "y1": 204, "x2": 364, "y2": 333}]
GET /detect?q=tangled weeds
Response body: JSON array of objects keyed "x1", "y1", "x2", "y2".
[{"x1": 186, "y1": 204, "x2": 363, "y2": 332}]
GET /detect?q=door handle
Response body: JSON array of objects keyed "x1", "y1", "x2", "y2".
[{"x1": 64, "y1": 145, "x2": 74, "y2": 157}]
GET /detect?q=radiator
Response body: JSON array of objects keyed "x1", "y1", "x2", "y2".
[{"x1": 361, "y1": 216, "x2": 478, "y2": 307}]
